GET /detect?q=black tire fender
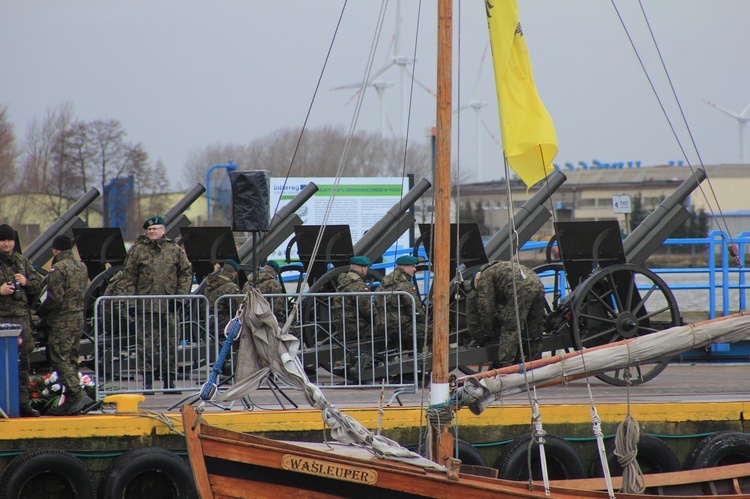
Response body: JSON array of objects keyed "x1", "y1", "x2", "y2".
[
  {"x1": 494, "y1": 434, "x2": 586, "y2": 481},
  {"x1": 101, "y1": 447, "x2": 197, "y2": 499},
  {"x1": 0, "y1": 448, "x2": 96, "y2": 498},
  {"x1": 590, "y1": 434, "x2": 681, "y2": 477},
  {"x1": 687, "y1": 430, "x2": 750, "y2": 469},
  {"x1": 455, "y1": 439, "x2": 486, "y2": 467}
]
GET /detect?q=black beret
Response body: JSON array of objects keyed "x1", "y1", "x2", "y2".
[
  {"x1": 52, "y1": 235, "x2": 73, "y2": 251},
  {"x1": 0, "y1": 224, "x2": 15, "y2": 241}
]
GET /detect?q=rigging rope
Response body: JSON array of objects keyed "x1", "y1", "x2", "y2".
[
  {"x1": 284, "y1": 0, "x2": 389, "y2": 325},
  {"x1": 610, "y1": 0, "x2": 740, "y2": 272},
  {"x1": 614, "y1": 348, "x2": 645, "y2": 493},
  {"x1": 502, "y1": 154, "x2": 551, "y2": 492},
  {"x1": 257, "y1": 1, "x2": 348, "y2": 266}
]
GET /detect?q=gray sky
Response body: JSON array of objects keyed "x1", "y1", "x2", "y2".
[{"x1": 2, "y1": 1, "x2": 749, "y2": 188}]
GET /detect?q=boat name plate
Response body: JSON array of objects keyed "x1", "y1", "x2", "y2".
[{"x1": 281, "y1": 454, "x2": 378, "y2": 484}]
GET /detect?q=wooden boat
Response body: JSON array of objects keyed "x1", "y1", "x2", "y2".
[
  {"x1": 182, "y1": 403, "x2": 750, "y2": 498},
  {"x1": 181, "y1": 309, "x2": 750, "y2": 498},
  {"x1": 182, "y1": 1, "x2": 750, "y2": 497}
]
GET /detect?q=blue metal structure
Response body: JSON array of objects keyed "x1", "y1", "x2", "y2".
[
  {"x1": 205, "y1": 161, "x2": 237, "y2": 222},
  {"x1": 104, "y1": 175, "x2": 134, "y2": 229}
]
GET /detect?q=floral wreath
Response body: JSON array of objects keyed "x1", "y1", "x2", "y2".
[{"x1": 29, "y1": 372, "x2": 96, "y2": 414}]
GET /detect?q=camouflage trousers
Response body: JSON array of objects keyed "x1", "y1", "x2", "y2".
[
  {"x1": 495, "y1": 304, "x2": 545, "y2": 367},
  {"x1": 47, "y1": 322, "x2": 84, "y2": 397},
  {"x1": 385, "y1": 318, "x2": 429, "y2": 352},
  {"x1": 137, "y1": 311, "x2": 178, "y2": 377}
]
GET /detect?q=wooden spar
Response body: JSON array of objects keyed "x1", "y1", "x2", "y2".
[{"x1": 429, "y1": 0, "x2": 454, "y2": 466}]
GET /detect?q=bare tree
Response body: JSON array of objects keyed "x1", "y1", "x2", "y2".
[
  {"x1": 69, "y1": 121, "x2": 95, "y2": 193},
  {"x1": 87, "y1": 120, "x2": 155, "y2": 226},
  {"x1": 0, "y1": 105, "x2": 17, "y2": 196},
  {"x1": 45, "y1": 118, "x2": 85, "y2": 216},
  {"x1": 183, "y1": 125, "x2": 433, "y2": 185},
  {"x1": 130, "y1": 154, "x2": 170, "y2": 238},
  {"x1": 183, "y1": 143, "x2": 253, "y2": 190},
  {"x1": 21, "y1": 103, "x2": 77, "y2": 194}
]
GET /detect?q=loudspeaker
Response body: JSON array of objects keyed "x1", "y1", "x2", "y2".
[{"x1": 229, "y1": 170, "x2": 270, "y2": 232}]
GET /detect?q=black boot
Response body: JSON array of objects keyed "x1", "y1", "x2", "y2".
[
  {"x1": 47, "y1": 391, "x2": 94, "y2": 416},
  {"x1": 144, "y1": 373, "x2": 153, "y2": 393},
  {"x1": 19, "y1": 402, "x2": 40, "y2": 418},
  {"x1": 163, "y1": 375, "x2": 182, "y2": 395}
]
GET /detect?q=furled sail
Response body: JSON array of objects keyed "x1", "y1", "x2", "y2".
[
  {"x1": 219, "y1": 288, "x2": 443, "y2": 470},
  {"x1": 455, "y1": 313, "x2": 750, "y2": 415}
]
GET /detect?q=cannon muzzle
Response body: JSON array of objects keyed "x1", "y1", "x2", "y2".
[
  {"x1": 624, "y1": 168, "x2": 706, "y2": 265},
  {"x1": 163, "y1": 183, "x2": 206, "y2": 240},
  {"x1": 24, "y1": 187, "x2": 100, "y2": 267},
  {"x1": 353, "y1": 177, "x2": 432, "y2": 262},
  {"x1": 485, "y1": 171, "x2": 566, "y2": 261},
  {"x1": 238, "y1": 182, "x2": 319, "y2": 265}
]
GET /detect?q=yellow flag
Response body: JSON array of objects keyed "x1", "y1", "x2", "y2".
[{"x1": 487, "y1": 0, "x2": 557, "y2": 188}]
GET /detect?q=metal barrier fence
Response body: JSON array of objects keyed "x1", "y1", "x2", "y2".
[
  {"x1": 214, "y1": 291, "x2": 421, "y2": 391},
  {"x1": 94, "y1": 295, "x2": 211, "y2": 396},
  {"x1": 94, "y1": 291, "x2": 421, "y2": 399}
]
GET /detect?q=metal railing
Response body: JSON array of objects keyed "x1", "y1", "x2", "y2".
[
  {"x1": 93, "y1": 290, "x2": 421, "y2": 400},
  {"x1": 94, "y1": 295, "x2": 211, "y2": 396}
]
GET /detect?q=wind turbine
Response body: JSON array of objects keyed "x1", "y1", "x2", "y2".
[
  {"x1": 455, "y1": 100, "x2": 488, "y2": 181},
  {"x1": 332, "y1": 0, "x2": 433, "y2": 139},
  {"x1": 454, "y1": 41, "x2": 496, "y2": 182},
  {"x1": 332, "y1": 78, "x2": 395, "y2": 137},
  {"x1": 704, "y1": 99, "x2": 750, "y2": 164}
]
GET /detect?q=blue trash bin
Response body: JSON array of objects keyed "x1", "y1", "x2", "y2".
[{"x1": 0, "y1": 323, "x2": 21, "y2": 418}]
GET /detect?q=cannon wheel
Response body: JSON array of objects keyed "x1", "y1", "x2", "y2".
[
  {"x1": 533, "y1": 262, "x2": 566, "y2": 315},
  {"x1": 531, "y1": 262, "x2": 578, "y2": 359},
  {"x1": 570, "y1": 263, "x2": 680, "y2": 386}
]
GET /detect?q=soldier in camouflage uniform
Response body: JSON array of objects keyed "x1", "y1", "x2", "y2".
[
  {"x1": 331, "y1": 256, "x2": 374, "y2": 341},
  {"x1": 464, "y1": 260, "x2": 545, "y2": 367},
  {"x1": 103, "y1": 234, "x2": 149, "y2": 296},
  {"x1": 36, "y1": 235, "x2": 93, "y2": 416},
  {"x1": 0, "y1": 224, "x2": 44, "y2": 417},
  {"x1": 243, "y1": 260, "x2": 287, "y2": 327},
  {"x1": 374, "y1": 255, "x2": 426, "y2": 350},
  {"x1": 121, "y1": 216, "x2": 193, "y2": 391},
  {"x1": 204, "y1": 259, "x2": 241, "y2": 334}
]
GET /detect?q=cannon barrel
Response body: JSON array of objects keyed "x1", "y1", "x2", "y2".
[
  {"x1": 624, "y1": 168, "x2": 706, "y2": 266},
  {"x1": 25, "y1": 187, "x2": 100, "y2": 267},
  {"x1": 484, "y1": 170, "x2": 566, "y2": 261},
  {"x1": 353, "y1": 177, "x2": 432, "y2": 262},
  {"x1": 237, "y1": 181, "x2": 319, "y2": 265},
  {"x1": 164, "y1": 183, "x2": 206, "y2": 226},
  {"x1": 162, "y1": 183, "x2": 206, "y2": 240}
]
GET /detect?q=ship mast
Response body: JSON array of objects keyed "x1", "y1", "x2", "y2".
[{"x1": 429, "y1": 0, "x2": 454, "y2": 466}]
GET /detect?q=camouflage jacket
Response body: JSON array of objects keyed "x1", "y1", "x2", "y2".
[
  {"x1": 36, "y1": 250, "x2": 88, "y2": 326},
  {"x1": 0, "y1": 251, "x2": 44, "y2": 318},
  {"x1": 473, "y1": 261, "x2": 544, "y2": 341},
  {"x1": 374, "y1": 267, "x2": 425, "y2": 334},
  {"x1": 332, "y1": 269, "x2": 373, "y2": 338},
  {"x1": 204, "y1": 266, "x2": 240, "y2": 329},
  {"x1": 254, "y1": 268, "x2": 287, "y2": 325},
  {"x1": 104, "y1": 235, "x2": 149, "y2": 296},
  {"x1": 121, "y1": 236, "x2": 193, "y2": 295}
]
